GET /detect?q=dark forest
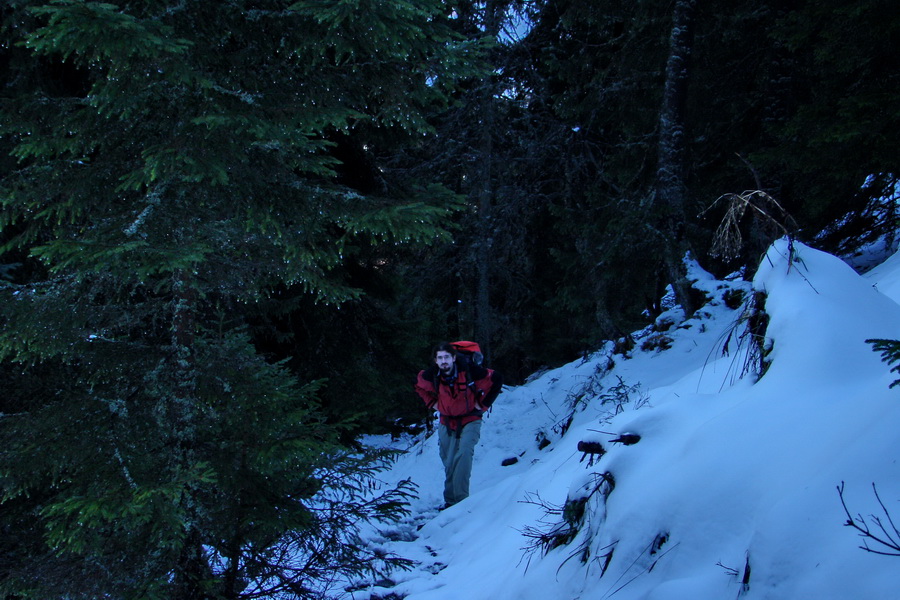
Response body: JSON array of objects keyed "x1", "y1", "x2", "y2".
[{"x1": 1, "y1": 1, "x2": 897, "y2": 598}]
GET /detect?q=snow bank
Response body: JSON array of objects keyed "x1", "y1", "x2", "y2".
[{"x1": 358, "y1": 239, "x2": 900, "y2": 600}]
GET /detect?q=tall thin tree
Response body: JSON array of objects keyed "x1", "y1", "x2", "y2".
[{"x1": 656, "y1": 0, "x2": 698, "y2": 316}]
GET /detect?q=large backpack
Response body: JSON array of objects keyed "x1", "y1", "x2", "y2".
[
  {"x1": 450, "y1": 340, "x2": 484, "y2": 367},
  {"x1": 454, "y1": 341, "x2": 503, "y2": 407},
  {"x1": 450, "y1": 341, "x2": 501, "y2": 405}
]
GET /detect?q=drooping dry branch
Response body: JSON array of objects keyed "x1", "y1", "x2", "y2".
[{"x1": 702, "y1": 190, "x2": 799, "y2": 260}]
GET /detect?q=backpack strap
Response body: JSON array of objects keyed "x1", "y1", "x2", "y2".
[
  {"x1": 432, "y1": 362, "x2": 485, "y2": 437},
  {"x1": 431, "y1": 369, "x2": 440, "y2": 404}
]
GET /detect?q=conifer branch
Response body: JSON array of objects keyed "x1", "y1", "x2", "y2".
[{"x1": 865, "y1": 338, "x2": 900, "y2": 388}]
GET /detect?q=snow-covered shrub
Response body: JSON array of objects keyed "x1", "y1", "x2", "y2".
[
  {"x1": 640, "y1": 333, "x2": 673, "y2": 352},
  {"x1": 520, "y1": 472, "x2": 616, "y2": 566},
  {"x1": 723, "y1": 287, "x2": 747, "y2": 309}
]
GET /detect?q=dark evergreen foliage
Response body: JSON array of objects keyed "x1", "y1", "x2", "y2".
[
  {"x1": 867, "y1": 338, "x2": 900, "y2": 388},
  {"x1": 0, "y1": 0, "x2": 477, "y2": 598}
]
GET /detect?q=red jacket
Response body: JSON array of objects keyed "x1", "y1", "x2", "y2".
[{"x1": 415, "y1": 362, "x2": 500, "y2": 431}]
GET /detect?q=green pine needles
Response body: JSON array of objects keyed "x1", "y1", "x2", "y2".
[
  {"x1": 0, "y1": 0, "x2": 476, "y2": 598},
  {"x1": 867, "y1": 338, "x2": 900, "y2": 389}
]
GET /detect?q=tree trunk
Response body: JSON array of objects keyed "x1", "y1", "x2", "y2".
[
  {"x1": 473, "y1": 0, "x2": 502, "y2": 359},
  {"x1": 170, "y1": 269, "x2": 208, "y2": 600},
  {"x1": 656, "y1": 0, "x2": 697, "y2": 316}
]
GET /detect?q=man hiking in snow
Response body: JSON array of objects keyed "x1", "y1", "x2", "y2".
[{"x1": 415, "y1": 341, "x2": 502, "y2": 508}]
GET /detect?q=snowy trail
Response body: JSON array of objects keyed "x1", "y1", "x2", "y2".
[{"x1": 355, "y1": 241, "x2": 900, "y2": 600}]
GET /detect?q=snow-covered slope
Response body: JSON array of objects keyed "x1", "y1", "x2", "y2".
[{"x1": 358, "y1": 239, "x2": 900, "y2": 600}]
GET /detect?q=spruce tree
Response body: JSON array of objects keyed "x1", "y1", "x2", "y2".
[{"x1": 0, "y1": 1, "x2": 474, "y2": 598}]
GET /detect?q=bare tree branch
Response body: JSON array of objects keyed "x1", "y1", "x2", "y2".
[{"x1": 838, "y1": 481, "x2": 900, "y2": 557}]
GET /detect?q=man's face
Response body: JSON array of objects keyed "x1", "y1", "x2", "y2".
[{"x1": 435, "y1": 350, "x2": 455, "y2": 374}]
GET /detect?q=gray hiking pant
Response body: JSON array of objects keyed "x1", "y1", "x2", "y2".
[{"x1": 438, "y1": 419, "x2": 482, "y2": 506}]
